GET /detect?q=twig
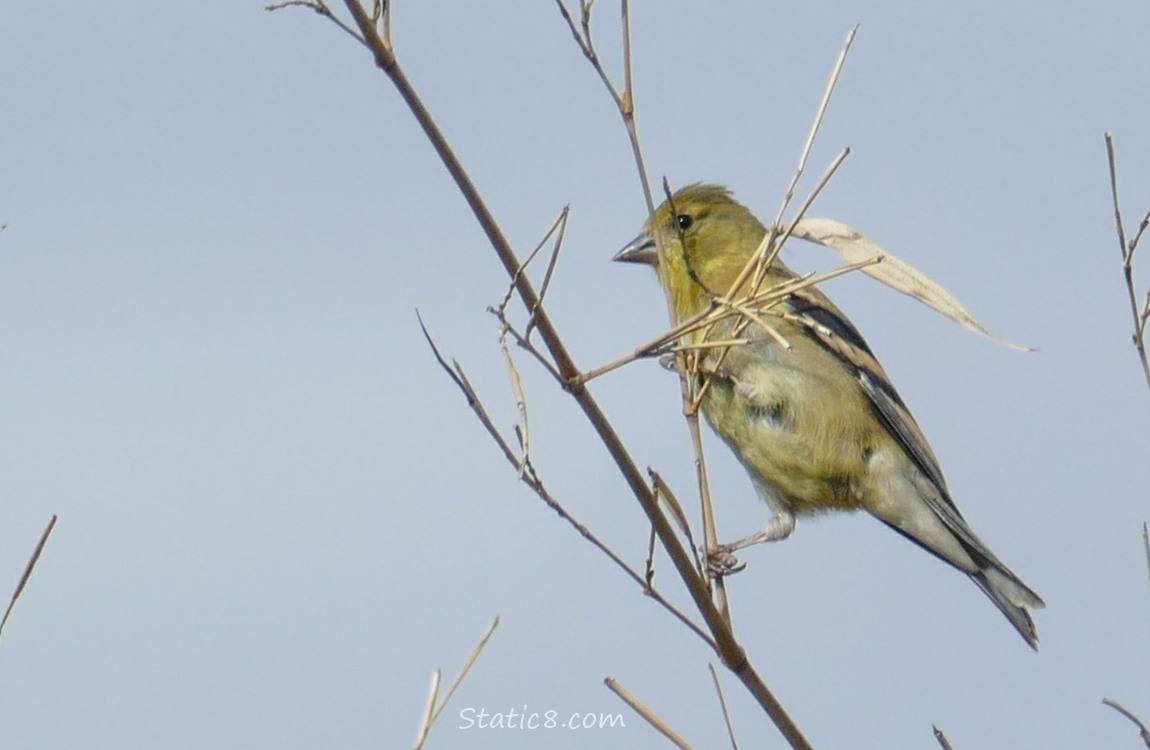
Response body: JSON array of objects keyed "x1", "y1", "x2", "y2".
[
  {"x1": 932, "y1": 724, "x2": 956, "y2": 750},
  {"x1": 772, "y1": 25, "x2": 858, "y2": 230},
  {"x1": 328, "y1": 1, "x2": 739, "y2": 682},
  {"x1": 0, "y1": 514, "x2": 58, "y2": 641},
  {"x1": 291, "y1": 6, "x2": 814, "y2": 747},
  {"x1": 554, "y1": 1, "x2": 653, "y2": 215},
  {"x1": 413, "y1": 617, "x2": 500, "y2": 749},
  {"x1": 526, "y1": 206, "x2": 571, "y2": 339},
  {"x1": 605, "y1": 677, "x2": 694, "y2": 749},
  {"x1": 1103, "y1": 699, "x2": 1150, "y2": 747},
  {"x1": 265, "y1": 0, "x2": 366, "y2": 45},
  {"x1": 430, "y1": 618, "x2": 500, "y2": 726},
  {"x1": 488, "y1": 310, "x2": 565, "y2": 384},
  {"x1": 500, "y1": 327, "x2": 532, "y2": 478},
  {"x1": 413, "y1": 670, "x2": 440, "y2": 750},
  {"x1": 1104, "y1": 132, "x2": 1150, "y2": 393},
  {"x1": 709, "y1": 663, "x2": 740, "y2": 750},
  {"x1": 1143, "y1": 522, "x2": 1149, "y2": 606},
  {"x1": 418, "y1": 314, "x2": 716, "y2": 649}
]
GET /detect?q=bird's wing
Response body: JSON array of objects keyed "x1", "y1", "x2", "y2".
[
  {"x1": 786, "y1": 287, "x2": 1043, "y2": 613},
  {"x1": 783, "y1": 289, "x2": 1002, "y2": 557}
]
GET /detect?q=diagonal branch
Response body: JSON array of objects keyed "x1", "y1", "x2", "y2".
[
  {"x1": 1104, "y1": 132, "x2": 1150, "y2": 393},
  {"x1": 418, "y1": 314, "x2": 716, "y2": 649}
]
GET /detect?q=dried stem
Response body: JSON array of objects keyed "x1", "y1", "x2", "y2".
[
  {"x1": 285, "y1": 4, "x2": 818, "y2": 747},
  {"x1": 265, "y1": 0, "x2": 366, "y2": 44},
  {"x1": 1143, "y1": 522, "x2": 1150, "y2": 606},
  {"x1": 932, "y1": 725, "x2": 956, "y2": 750},
  {"x1": 772, "y1": 25, "x2": 858, "y2": 229},
  {"x1": 1103, "y1": 698, "x2": 1150, "y2": 747},
  {"x1": 418, "y1": 315, "x2": 716, "y2": 649},
  {"x1": 709, "y1": 663, "x2": 740, "y2": 750},
  {"x1": 0, "y1": 514, "x2": 58, "y2": 641},
  {"x1": 1104, "y1": 132, "x2": 1150, "y2": 393},
  {"x1": 605, "y1": 677, "x2": 694, "y2": 749},
  {"x1": 413, "y1": 617, "x2": 500, "y2": 749}
]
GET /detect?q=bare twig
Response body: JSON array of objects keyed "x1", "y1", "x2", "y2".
[
  {"x1": 709, "y1": 663, "x2": 740, "y2": 750},
  {"x1": 557, "y1": 4, "x2": 740, "y2": 635},
  {"x1": 290, "y1": 5, "x2": 815, "y2": 747},
  {"x1": 326, "y1": 0, "x2": 739, "y2": 677},
  {"x1": 933, "y1": 724, "x2": 956, "y2": 750},
  {"x1": 413, "y1": 669, "x2": 440, "y2": 750},
  {"x1": 488, "y1": 311, "x2": 565, "y2": 384},
  {"x1": 0, "y1": 514, "x2": 58, "y2": 641},
  {"x1": 1143, "y1": 522, "x2": 1150, "y2": 605},
  {"x1": 265, "y1": 0, "x2": 366, "y2": 45},
  {"x1": 1104, "y1": 132, "x2": 1150, "y2": 392},
  {"x1": 561, "y1": 17, "x2": 860, "y2": 748},
  {"x1": 605, "y1": 677, "x2": 694, "y2": 750},
  {"x1": 418, "y1": 315, "x2": 716, "y2": 649},
  {"x1": 1103, "y1": 699, "x2": 1150, "y2": 748},
  {"x1": 430, "y1": 618, "x2": 500, "y2": 726},
  {"x1": 495, "y1": 206, "x2": 569, "y2": 338},
  {"x1": 413, "y1": 617, "x2": 500, "y2": 750},
  {"x1": 554, "y1": 0, "x2": 653, "y2": 214},
  {"x1": 772, "y1": 25, "x2": 858, "y2": 230},
  {"x1": 576, "y1": 256, "x2": 881, "y2": 390},
  {"x1": 527, "y1": 207, "x2": 571, "y2": 338},
  {"x1": 500, "y1": 328, "x2": 532, "y2": 478}
]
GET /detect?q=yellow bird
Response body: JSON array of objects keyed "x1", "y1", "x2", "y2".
[{"x1": 616, "y1": 183, "x2": 1044, "y2": 648}]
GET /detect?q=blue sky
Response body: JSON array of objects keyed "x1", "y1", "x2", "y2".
[{"x1": 3, "y1": 2, "x2": 1149, "y2": 748}]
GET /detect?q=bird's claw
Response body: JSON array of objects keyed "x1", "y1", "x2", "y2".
[{"x1": 705, "y1": 545, "x2": 747, "y2": 578}]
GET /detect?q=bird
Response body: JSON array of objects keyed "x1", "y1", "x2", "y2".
[{"x1": 615, "y1": 183, "x2": 1044, "y2": 648}]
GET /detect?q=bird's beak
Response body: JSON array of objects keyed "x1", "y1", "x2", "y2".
[{"x1": 613, "y1": 232, "x2": 659, "y2": 266}]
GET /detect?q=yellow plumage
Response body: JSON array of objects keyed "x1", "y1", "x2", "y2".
[{"x1": 616, "y1": 183, "x2": 1045, "y2": 648}]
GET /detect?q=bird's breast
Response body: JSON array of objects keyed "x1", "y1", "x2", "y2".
[{"x1": 697, "y1": 337, "x2": 877, "y2": 514}]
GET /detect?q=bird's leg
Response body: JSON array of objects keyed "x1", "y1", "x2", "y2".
[
  {"x1": 725, "y1": 510, "x2": 796, "y2": 551},
  {"x1": 659, "y1": 351, "x2": 733, "y2": 379},
  {"x1": 706, "y1": 511, "x2": 796, "y2": 577}
]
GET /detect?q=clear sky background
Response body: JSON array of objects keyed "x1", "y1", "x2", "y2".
[{"x1": 3, "y1": 2, "x2": 1149, "y2": 748}]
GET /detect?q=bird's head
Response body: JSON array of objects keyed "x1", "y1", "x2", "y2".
[{"x1": 615, "y1": 183, "x2": 778, "y2": 321}]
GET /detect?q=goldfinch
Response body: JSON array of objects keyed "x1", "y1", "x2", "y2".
[{"x1": 616, "y1": 183, "x2": 1044, "y2": 648}]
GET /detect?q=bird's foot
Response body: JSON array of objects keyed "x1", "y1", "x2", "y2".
[
  {"x1": 705, "y1": 512, "x2": 796, "y2": 579},
  {"x1": 706, "y1": 548, "x2": 746, "y2": 577}
]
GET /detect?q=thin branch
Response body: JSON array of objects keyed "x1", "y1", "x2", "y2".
[
  {"x1": 489, "y1": 311, "x2": 565, "y2": 384},
  {"x1": 526, "y1": 206, "x2": 571, "y2": 339},
  {"x1": 932, "y1": 725, "x2": 956, "y2": 750},
  {"x1": 265, "y1": 0, "x2": 367, "y2": 45},
  {"x1": 649, "y1": 469, "x2": 700, "y2": 567},
  {"x1": 412, "y1": 669, "x2": 440, "y2": 750},
  {"x1": 605, "y1": 677, "x2": 694, "y2": 750},
  {"x1": 1104, "y1": 132, "x2": 1150, "y2": 393},
  {"x1": 576, "y1": 256, "x2": 880, "y2": 388},
  {"x1": 1143, "y1": 522, "x2": 1150, "y2": 606},
  {"x1": 772, "y1": 24, "x2": 858, "y2": 229},
  {"x1": 709, "y1": 663, "x2": 740, "y2": 750},
  {"x1": 418, "y1": 315, "x2": 716, "y2": 649},
  {"x1": 413, "y1": 617, "x2": 501, "y2": 750},
  {"x1": 0, "y1": 514, "x2": 58, "y2": 641},
  {"x1": 1103, "y1": 698, "x2": 1150, "y2": 748},
  {"x1": 329, "y1": 0, "x2": 743, "y2": 679},
  {"x1": 500, "y1": 327, "x2": 533, "y2": 478},
  {"x1": 429, "y1": 617, "x2": 501, "y2": 726},
  {"x1": 296, "y1": 6, "x2": 815, "y2": 748},
  {"x1": 1126, "y1": 203, "x2": 1150, "y2": 260}
]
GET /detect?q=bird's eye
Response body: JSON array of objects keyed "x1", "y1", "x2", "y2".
[{"x1": 677, "y1": 214, "x2": 694, "y2": 230}]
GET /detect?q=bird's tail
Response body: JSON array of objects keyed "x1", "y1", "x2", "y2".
[{"x1": 970, "y1": 564, "x2": 1045, "y2": 650}]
